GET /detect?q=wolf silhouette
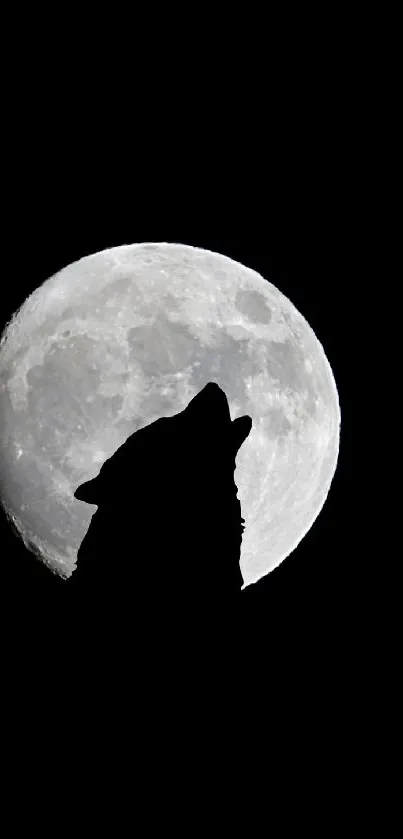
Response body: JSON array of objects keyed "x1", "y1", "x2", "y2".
[{"x1": 70, "y1": 382, "x2": 252, "y2": 640}]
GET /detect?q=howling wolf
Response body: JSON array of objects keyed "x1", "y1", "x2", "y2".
[{"x1": 71, "y1": 382, "x2": 252, "y2": 631}]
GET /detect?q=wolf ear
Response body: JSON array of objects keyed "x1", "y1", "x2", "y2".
[
  {"x1": 231, "y1": 415, "x2": 252, "y2": 455},
  {"x1": 74, "y1": 477, "x2": 100, "y2": 504}
]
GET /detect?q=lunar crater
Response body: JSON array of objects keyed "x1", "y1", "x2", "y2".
[{"x1": 235, "y1": 289, "x2": 272, "y2": 325}]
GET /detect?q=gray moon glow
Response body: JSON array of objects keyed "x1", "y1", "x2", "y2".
[{"x1": 0, "y1": 243, "x2": 340, "y2": 587}]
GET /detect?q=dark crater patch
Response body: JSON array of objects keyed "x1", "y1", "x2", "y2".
[
  {"x1": 190, "y1": 331, "x2": 250, "y2": 407},
  {"x1": 262, "y1": 407, "x2": 293, "y2": 439},
  {"x1": 235, "y1": 289, "x2": 272, "y2": 325},
  {"x1": 264, "y1": 340, "x2": 306, "y2": 392},
  {"x1": 127, "y1": 317, "x2": 198, "y2": 376}
]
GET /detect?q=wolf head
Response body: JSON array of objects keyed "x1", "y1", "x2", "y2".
[{"x1": 74, "y1": 383, "x2": 252, "y2": 508}]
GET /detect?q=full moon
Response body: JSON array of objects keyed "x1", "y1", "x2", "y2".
[{"x1": 0, "y1": 243, "x2": 340, "y2": 586}]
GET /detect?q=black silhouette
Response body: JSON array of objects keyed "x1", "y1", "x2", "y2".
[{"x1": 69, "y1": 383, "x2": 252, "y2": 645}]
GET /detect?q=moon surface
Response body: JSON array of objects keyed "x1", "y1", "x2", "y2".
[{"x1": 0, "y1": 243, "x2": 340, "y2": 586}]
